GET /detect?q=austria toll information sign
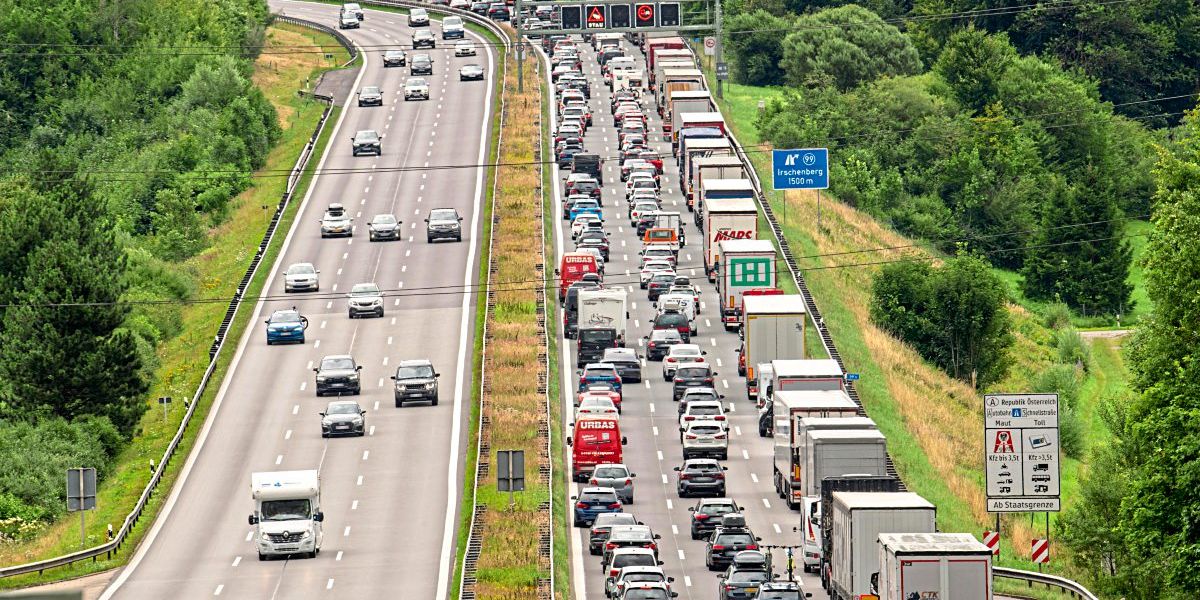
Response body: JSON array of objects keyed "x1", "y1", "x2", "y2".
[{"x1": 984, "y1": 393, "x2": 1061, "y2": 513}]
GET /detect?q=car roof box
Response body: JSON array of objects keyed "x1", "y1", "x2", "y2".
[{"x1": 720, "y1": 513, "x2": 746, "y2": 529}]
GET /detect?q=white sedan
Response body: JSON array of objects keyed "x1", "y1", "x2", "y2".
[
  {"x1": 571, "y1": 214, "x2": 603, "y2": 239},
  {"x1": 575, "y1": 395, "x2": 619, "y2": 419},
  {"x1": 662, "y1": 344, "x2": 706, "y2": 380},
  {"x1": 639, "y1": 261, "x2": 673, "y2": 288},
  {"x1": 454, "y1": 40, "x2": 476, "y2": 56}
]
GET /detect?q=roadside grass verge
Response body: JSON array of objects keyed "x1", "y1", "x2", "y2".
[
  {"x1": 0, "y1": 24, "x2": 349, "y2": 587},
  {"x1": 700, "y1": 67, "x2": 1100, "y2": 582},
  {"x1": 469, "y1": 35, "x2": 553, "y2": 599}
]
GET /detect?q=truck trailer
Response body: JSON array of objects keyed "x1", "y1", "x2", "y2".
[
  {"x1": 827, "y1": 492, "x2": 936, "y2": 600},
  {"x1": 716, "y1": 239, "x2": 777, "y2": 330},
  {"x1": 741, "y1": 294, "x2": 807, "y2": 388},
  {"x1": 666, "y1": 90, "x2": 714, "y2": 139},
  {"x1": 771, "y1": 390, "x2": 860, "y2": 508},
  {"x1": 873, "y1": 533, "x2": 993, "y2": 600},
  {"x1": 692, "y1": 155, "x2": 747, "y2": 216}
]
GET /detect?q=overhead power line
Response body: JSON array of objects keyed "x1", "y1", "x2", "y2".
[{"x1": 0, "y1": 228, "x2": 1148, "y2": 310}]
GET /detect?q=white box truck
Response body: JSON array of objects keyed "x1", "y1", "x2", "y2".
[
  {"x1": 771, "y1": 390, "x2": 860, "y2": 508},
  {"x1": 248, "y1": 470, "x2": 324, "y2": 560},
  {"x1": 771, "y1": 359, "x2": 845, "y2": 394},
  {"x1": 692, "y1": 155, "x2": 748, "y2": 216},
  {"x1": 657, "y1": 67, "x2": 705, "y2": 111},
  {"x1": 680, "y1": 139, "x2": 735, "y2": 200},
  {"x1": 828, "y1": 492, "x2": 936, "y2": 600},
  {"x1": 742, "y1": 294, "x2": 807, "y2": 389},
  {"x1": 703, "y1": 196, "x2": 759, "y2": 280},
  {"x1": 716, "y1": 239, "x2": 777, "y2": 330},
  {"x1": 873, "y1": 533, "x2": 994, "y2": 600},
  {"x1": 795, "y1": 417, "x2": 879, "y2": 573},
  {"x1": 801, "y1": 429, "x2": 888, "y2": 497}
]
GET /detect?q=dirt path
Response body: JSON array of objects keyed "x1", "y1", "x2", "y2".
[{"x1": 1079, "y1": 329, "x2": 1132, "y2": 339}]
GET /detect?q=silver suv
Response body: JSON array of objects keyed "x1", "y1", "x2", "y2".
[
  {"x1": 391, "y1": 359, "x2": 440, "y2": 406},
  {"x1": 346, "y1": 282, "x2": 384, "y2": 318},
  {"x1": 425, "y1": 207, "x2": 463, "y2": 242},
  {"x1": 589, "y1": 463, "x2": 636, "y2": 504}
]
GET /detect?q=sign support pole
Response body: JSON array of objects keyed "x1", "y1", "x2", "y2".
[
  {"x1": 516, "y1": 0, "x2": 524, "y2": 93},
  {"x1": 714, "y1": 0, "x2": 723, "y2": 100},
  {"x1": 78, "y1": 468, "x2": 86, "y2": 549}
]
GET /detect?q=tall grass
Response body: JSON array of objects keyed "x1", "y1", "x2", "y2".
[{"x1": 471, "y1": 33, "x2": 553, "y2": 599}]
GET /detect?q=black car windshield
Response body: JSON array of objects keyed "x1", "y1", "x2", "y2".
[
  {"x1": 651, "y1": 330, "x2": 681, "y2": 341},
  {"x1": 691, "y1": 405, "x2": 721, "y2": 416},
  {"x1": 678, "y1": 367, "x2": 709, "y2": 378},
  {"x1": 396, "y1": 365, "x2": 434, "y2": 379},
  {"x1": 656, "y1": 313, "x2": 687, "y2": 327},
  {"x1": 716, "y1": 533, "x2": 754, "y2": 545},
  {"x1": 327, "y1": 403, "x2": 360, "y2": 415},
  {"x1": 729, "y1": 571, "x2": 770, "y2": 583},
  {"x1": 322, "y1": 357, "x2": 355, "y2": 370},
  {"x1": 431, "y1": 209, "x2": 458, "y2": 220},
  {"x1": 689, "y1": 462, "x2": 721, "y2": 473},
  {"x1": 580, "y1": 330, "x2": 614, "y2": 343},
  {"x1": 700, "y1": 503, "x2": 736, "y2": 515},
  {"x1": 624, "y1": 574, "x2": 665, "y2": 585},
  {"x1": 289, "y1": 264, "x2": 315, "y2": 275},
  {"x1": 260, "y1": 499, "x2": 311, "y2": 521},
  {"x1": 356, "y1": 131, "x2": 378, "y2": 141},
  {"x1": 362, "y1": 86, "x2": 380, "y2": 94},
  {"x1": 373, "y1": 214, "x2": 397, "y2": 224},
  {"x1": 580, "y1": 491, "x2": 616, "y2": 503},
  {"x1": 350, "y1": 284, "x2": 380, "y2": 296},
  {"x1": 593, "y1": 466, "x2": 627, "y2": 478},
  {"x1": 758, "y1": 590, "x2": 802, "y2": 599},
  {"x1": 613, "y1": 555, "x2": 656, "y2": 569},
  {"x1": 271, "y1": 312, "x2": 302, "y2": 324},
  {"x1": 691, "y1": 425, "x2": 722, "y2": 435}
]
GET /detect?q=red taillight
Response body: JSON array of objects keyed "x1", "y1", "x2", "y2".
[
  {"x1": 714, "y1": 416, "x2": 726, "y2": 421},
  {"x1": 590, "y1": 479, "x2": 598, "y2": 485},
  {"x1": 608, "y1": 502, "x2": 622, "y2": 509},
  {"x1": 712, "y1": 545, "x2": 726, "y2": 550},
  {"x1": 678, "y1": 473, "x2": 691, "y2": 480},
  {"x1": 684, "y1": 416, "x2": 694, "y2": 421},
  {"x1": 576, "y1": 502, "x2": 587, "y2": 509},
  {"x1": 725, "y1": 585, "x2": 736, "y2": 592},
  {"x1": 605, "y1": 542, "x2": 617, "y2": 549},
  {"x1": 694, "y1": 514, "x2": 709, "y2": 520},
  {"x1": 696, "y1": 357, "x2": 704, "y2": 362},
  {"x1": 685, "y1": 434, "x2": 698, "y2": 439},
  {"x1": 704, "y1": 377, "x2": 714, "y2": 383},
  {"x1": 715, "y1": 472, "x2": 725, "y2": 480},
  {"x1": 591, "y1": 529, "x2": 601, "y2": 535},
  {"x1": 624, "y1": 479, "x2": 632, "y2": 486},
  {"x1": 665, "y1": 358, "x2": 676, "y2": 363},
  {"x1": 648, "y1": 342, "x2": 656, "y2": 348},
  {"x1": 715, "y1": 434, "x2": 727, "y2": 439},
  {"x1": 609, "y1": 569, "x2": 619, "y2": 577},
  {"x1": 746, "y1": 544, "x2": 758, "y2": 550},
  {"x1": 644, "y1": 543, "x2": 657, "y2": 550}
]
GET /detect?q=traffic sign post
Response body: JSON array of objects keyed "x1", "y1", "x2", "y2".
[
  {"x1": 67, "y1": 467, "x2": 97, "y2": 549},
  {"x1": 985, "y1": 393, "x2": 1061, "y2": 513},
  {"x1": 982, "y1": 530, "x2": 1000, "y2": 556},
  {"x1": 772, "y1": 148, "x2": 830, "y2": 231},
  {"x1": 560, "y1": 5, "x2": 582, "y2": 28},
  {"x1": 497, "y1": 450, "x2": 526, "y2": 509},
  {"x1": 703, "y1": 36, "x2": 716, "y2": 56}
]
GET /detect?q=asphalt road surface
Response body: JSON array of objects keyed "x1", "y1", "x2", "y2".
[
  {"x1": 100, "y1": 3, "x2": 496, "y2": 598},
  {"x1": 547, "y1": 37, "x2": 833, "y2": 600}
]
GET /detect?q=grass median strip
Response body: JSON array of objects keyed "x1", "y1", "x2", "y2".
[
  {"x1": 470, "y1": 37, "x2": 552, "y2": 599},
  {"x1": 0, "y1": 24, "x2": 349, "y2": 587}
]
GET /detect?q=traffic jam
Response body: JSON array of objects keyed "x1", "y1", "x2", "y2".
[{"x1": 545, "y1": 24, "x2": 997, "y2": 600}]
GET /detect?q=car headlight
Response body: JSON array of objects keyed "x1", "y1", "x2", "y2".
[
  {"x1": 352, "y1": 416, "x2": 363, "y2": 424},
  {"x1": 348, "y1": 373, "x2": 359, "y2": 381},
  {"x1": 425, "y1": 382, "x2": 436, "y2": 390},
  {"x1": 316, "y1": 376, "x2": 328, "y2": 382}
]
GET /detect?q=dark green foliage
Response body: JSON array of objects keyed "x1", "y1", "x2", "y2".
[
  {"x1": 1021, "y1": 180, "x2": 1133, "y2": 315},
  {"x1": 870, "y1": 254, "x2": 1012, "y2": 386},
  {"x1": 724, "y1": 11, "x2": 792, "y2": 86},
  {"x1": 779, "y1": 5, "x2": 921, "y2": 91},
  {"x1": 0, "y1": 0, "x2": 279, "y2": 523},
  {"x1": 1031, "y1": 364, "x2": 1083, "y2": 458},
  {"x1": 932, "y1": 27, "x2": 1016, "y2": 113}
]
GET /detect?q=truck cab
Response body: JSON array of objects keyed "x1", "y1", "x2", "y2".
[{"x1": 248, "y1": 470, "x2": 324, "y2": 560}]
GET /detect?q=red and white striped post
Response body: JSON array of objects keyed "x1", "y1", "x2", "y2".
[
  {"x1": 1031, "y1": 538, "x2": 1050, "y2": 567},
  {"x1": 983, "y1": 530, "x2": 1000, "y2": 557}
]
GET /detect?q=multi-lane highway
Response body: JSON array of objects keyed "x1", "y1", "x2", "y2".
[
  {"x1": 548, "y1": 36, "x2": 832, "y2": 600},
  {"x1": 100, "y1": 3, "x2": 495, "y2": 598}
]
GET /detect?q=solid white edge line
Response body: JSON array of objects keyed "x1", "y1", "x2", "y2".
[
  {"x1": 100, "y1": 23, "x2": 370, "y2": 600},
  {"x1": 436, "y1": 22, "x2": 495, "y2": 600}
]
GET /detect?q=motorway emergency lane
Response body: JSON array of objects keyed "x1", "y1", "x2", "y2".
[
  {"x1": 101, "y1": 4, "x2": 495, "y2": 599},
  {"x1": 548, "y1": 37, "x2": 831, "y2": 599}
]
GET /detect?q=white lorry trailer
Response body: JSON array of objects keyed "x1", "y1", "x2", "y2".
[
  {"x1": 873, "y1": 533, "x2": 994, "y2": 600},
  {"x1": 249, "y1": 470, "x2": 324, "y2": 560},
  {"x1": 795, "y1": 417, "x2": 879, "y2": 572},
  {"x1": 578, "y1": 288, "x2": 628, "y2": 343},
  {"x1": 741, "y1": 294, "x2": 807, "y2": 391},
  {"x1": 771, "y1": 359, "x2": 845, "y2": 394},
  {"x1": 703, "y1": 196, "x2": 758, "y2": 280},
  {"x1": 771, "y1": 390, "x2": 860, "y2": 508},
  {"x1": 827, "y1": 492, "x2": 937, "y2": 600},
  {"x1": 692, "y1": 155, "x2": 748, "y2": 216},
  {"x1": 716, "y1": 239, "x2": 777, "y2": 331},
  {"x1": 666, "y1": 90, "x2": 715, "y2": 142}
]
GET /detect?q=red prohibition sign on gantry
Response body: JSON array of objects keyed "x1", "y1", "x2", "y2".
[{"x1": 636, "y1": 3, "x2": 654, "y2": 20}]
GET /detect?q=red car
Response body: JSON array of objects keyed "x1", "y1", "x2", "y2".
[{"x1": 577, "y1": 386, "x2": 622, "y2": 412}]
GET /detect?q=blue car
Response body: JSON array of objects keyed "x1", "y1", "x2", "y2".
[
  {"x1": 265, "y1": 308, "x2": 308, "y2": 344},
  {"x1": 568, "y1": 199, "x2": 602, "y2": 222},
  {"x1": 572, "y1": 487, "x2": 622, "y2": 527},
  {"x1": 578, "y1": 363, "x2": 623, "y2": 393}
]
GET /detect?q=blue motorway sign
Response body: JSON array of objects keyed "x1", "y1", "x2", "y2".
[
  {"x1": 772, "y1": 148, "x2": 829, "y2": 190},
  {"x1": 844, "y1": 373, "x2": 860, "y2": 381}
]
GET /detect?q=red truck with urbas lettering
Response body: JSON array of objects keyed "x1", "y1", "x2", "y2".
[{"x1": 567, "y1": 416, "x2": 627, "y2": 482}]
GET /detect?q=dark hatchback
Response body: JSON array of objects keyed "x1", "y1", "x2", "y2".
[
  {"x1": 572, "y1": 487, "x2": 622, "y2": 527},
  {"x1": 644, "y1": 328, "x2": 683, "y2": 361},
  {"x1": 672, "y1": 364, "x2": 716, "y2": 401},
  {"x1": 674, "y1": 459, "x2": 727, "y2": 498},
  {"x1": 589, "y1": 512, "x2": 639, "y2": 555},
  {"x1": 704, "y1": 527, "x2": 761, "y2": 571},
  {"x1": 689, "y1": 498, "x2": 740, "y2": 540}
]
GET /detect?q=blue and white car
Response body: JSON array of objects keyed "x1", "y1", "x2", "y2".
[
  {"x1": 578, "y1": 363, "x2": 623, "y2": 393},
  {"x1": 265, "y1": 308, "x2": 308, "y2": 345},
  {"x1": 572, "y1": 487, "x2": 622, "y2": 527},
  {"x1": 568, "y1": 198, "x2": 602, "y2": 222}
]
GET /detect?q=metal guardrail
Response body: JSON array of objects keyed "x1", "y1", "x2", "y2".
[
  {"x1": 0, "y1": 16, "x2": 351, "y2": 581},
  {"x1": 994, "y1": 567, "x2": 1100, "y2": 600}
]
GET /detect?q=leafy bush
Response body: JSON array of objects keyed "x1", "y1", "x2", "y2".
[
  {"x1": 1042, "y1": 302, "x2": 1073, "y2": 330},
  {"x1": 0, "y1": 416, "x2": 121, "y2": 522},
  {"x1": 1032, "y1": 364, "x2": 1083, "y2": 458},
  {"x1": 1055, "y1": 328, "x2": 1091, "y2": 370},
  {"x1": 779, "y1": 5, "x2": 921, "y2": 91}
]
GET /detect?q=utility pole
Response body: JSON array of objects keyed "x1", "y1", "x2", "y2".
[
  {"x1": 714, "y1": 0, "x2": 723, "y2": 100},
  {"x1": 515, "y1": 0, "x2": 524, "y2": 92}
]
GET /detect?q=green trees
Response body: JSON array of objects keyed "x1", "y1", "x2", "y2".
[
  {"x1": 724, "y1": 11, "x2": 792, "y2": 86},
  {"x1": 870, "y1": 254, "x2": 1012, "y2": 386},
  {"x1": 779, "y1": 5, "x2": 921, "y2": 91},
  {"x1": 932, "y1": 27, "x2": 1016, "y2": 113}
]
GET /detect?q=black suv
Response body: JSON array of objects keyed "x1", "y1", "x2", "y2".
[
  {"x1": 391, "y1": 359, "x2": 440, "y2": 406},
  {"x1": 674, "y1": 458, "x2": 727, "y2": 497},
  {"x1": 313, "y1": 355, "x2": 362, "y2": 396},
  {"x1": 672, "y1": 364, "x2": 716, "y2": 401},
  {"x1": 644, "y1": 328, "x2": 683, "y2": 361},
  {"x1": 705, "y1": 518, "x2": 761, "y2": 571},
  {"x1": 351, "y1": 130, "x2": 382, "y2": 157},
  {"x1": 410, "y1": 53, "x2": 433, "y2": 75},
  {"x1": 573, "y1": 153, "x2": 603, "y2": 184},
  {"x1": 425, "y1": 207, "x2": 464, "y2": 242},
  {"x1": 601, "y1": 348, "x2": 641, "y2": 383},
  {"x1": 689, "y1": 498, "x2": 740, "y2": 540},
  {"x1": 589, "y1": 512, "x2": 639, "y2": 555}
]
